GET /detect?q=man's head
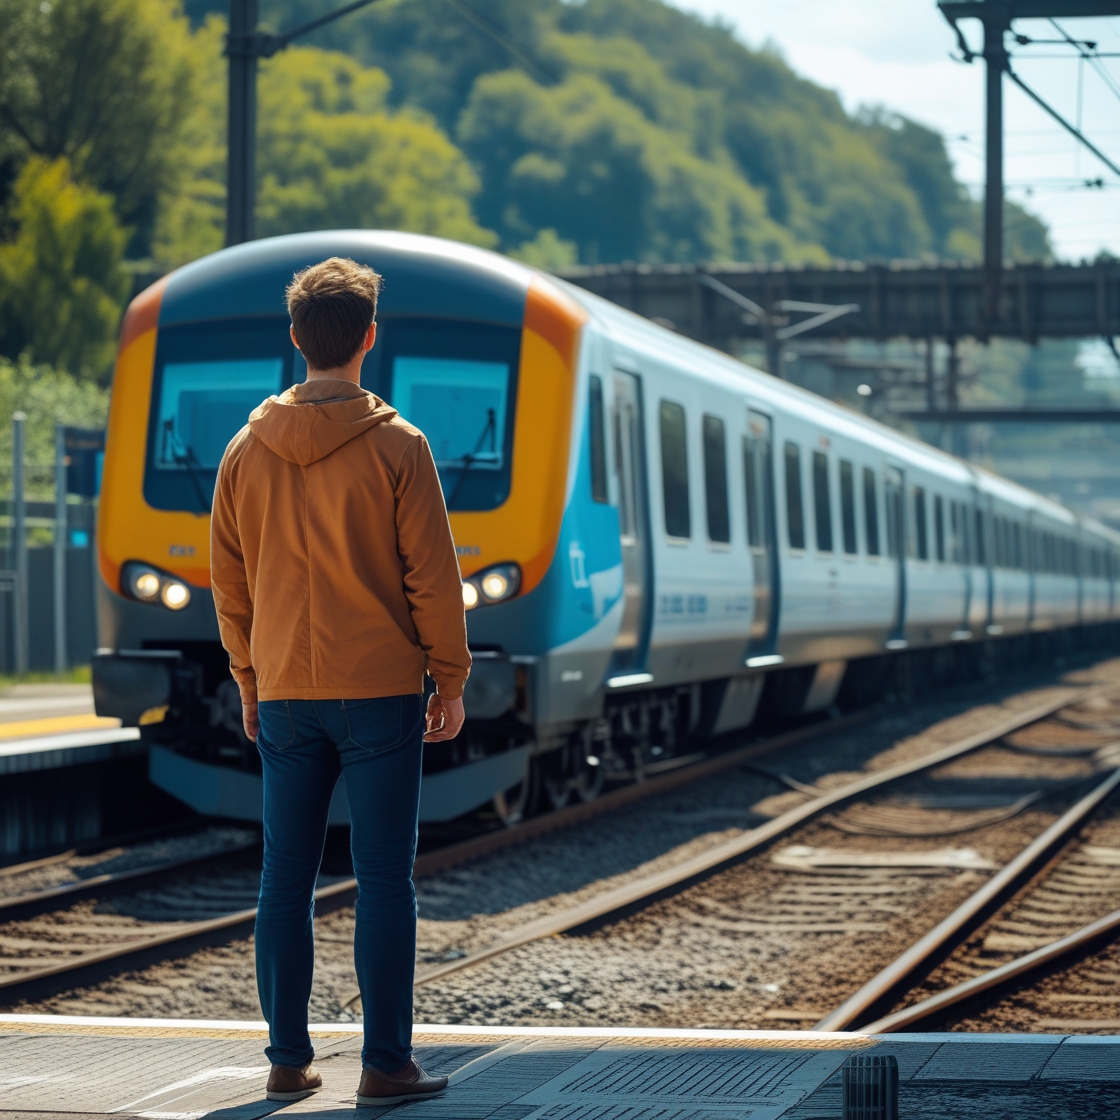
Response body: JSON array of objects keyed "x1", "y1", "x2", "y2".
[{"x1": 286, "y1": 257, "x2": 383, "y2": 374}]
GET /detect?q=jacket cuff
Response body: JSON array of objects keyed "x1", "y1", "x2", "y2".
[
  {"x1": 434, "y1": 678, "x2": 464, "y2": 701},
  {"x1": 232, "y1": 668, "x2": 258, "y2": 706}
]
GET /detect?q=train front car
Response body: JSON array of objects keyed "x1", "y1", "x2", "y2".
[{"x1": 93, "y1": 231, "x2": 591, "y2": 825}]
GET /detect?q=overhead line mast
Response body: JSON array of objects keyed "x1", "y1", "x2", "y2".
[
  {"x1": 937, "y1": 1, "x2": 1120, "y2": 330},
  {"x1": 224, "y1": 0, "x2": 551, "y2": 247}
]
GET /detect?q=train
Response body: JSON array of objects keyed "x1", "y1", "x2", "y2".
[{"x1": 92, "y1": 230, "x2": 1120, "y2": 826}]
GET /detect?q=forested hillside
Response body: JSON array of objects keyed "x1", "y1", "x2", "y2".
[
  {"x1": 222, "y1": 0, "x2": 1050, "y2": 266},
  {"x1": 0, "y1": 0, "x2": 1050, "y2": 382}
]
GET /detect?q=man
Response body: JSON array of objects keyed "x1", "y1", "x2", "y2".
[{"x1": 211, "y1": 256, "x2": 471, "y2": 1105}]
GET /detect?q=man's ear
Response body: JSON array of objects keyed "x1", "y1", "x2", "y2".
[
  {"x1": 289, "y1": 325, "x2": 301, "y2": 352},
  {"x1": 363, "y1": 321, "x2": 377, "y2": 353}
]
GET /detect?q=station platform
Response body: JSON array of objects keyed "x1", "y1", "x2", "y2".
[
  {"x1": 0, "y1": 1016, "x2": 1117, "y2": 1120},
  {"x1": 0, "y1": 685, "x2": 139, "y2": 776}
]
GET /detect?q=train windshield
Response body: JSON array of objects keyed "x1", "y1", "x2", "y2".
[
  {"x1": 143, "y1": 316, "x2": 520, "y2": 514},
  {"x1": 373, "y1": 318, "x2": 520, "y2": 512},
  {"x1": 144, "y1": 319, "x2": 298, "y2": 512}
]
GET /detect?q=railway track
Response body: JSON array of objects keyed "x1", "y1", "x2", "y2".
[
  {"x1": 5, "y1": 680, "x2": 1117, "y2": 1018},
  {"x1": 346, "y1": 687, "x2": 1111, "y2": 1007},
  {"x1": 815, "y1": 765, "x2": 1120, "y2": 1031},
  {"x1": 0, "y1": 713, "x2": 867, "y2": 1004}
]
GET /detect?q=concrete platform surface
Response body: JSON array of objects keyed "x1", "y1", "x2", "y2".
[{"x1": 0, "y1": 1017, "x2": 1117, "y2": 1120}]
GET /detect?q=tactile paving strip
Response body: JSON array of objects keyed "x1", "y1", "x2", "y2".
[
  {"x1": 1038, "y1": 1037, "x2": 1120, "y2": 1081},
  {"x1": 514, "y1": 1046, "x2": 847, "y2": 1118},
  {"x1": 911, "y1": 1040, "x2": 1062, "y2": 1081}
]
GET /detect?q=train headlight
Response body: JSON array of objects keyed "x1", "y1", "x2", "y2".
[
  {"x1": 160, "y1": 581, "x2": 191, "y2": 610},
  {"x1": 462, "y1": 563, "x2": 521, "y2": 609},
  {"x1": 122, "y1": 561, "x2": 193, "y2": 611},
  {"x1": 481, "y1": 571, "x2": 510, "y2": 600},
  {"x1": 128, "y1": 566, "x2": 162, "y2": 602}
]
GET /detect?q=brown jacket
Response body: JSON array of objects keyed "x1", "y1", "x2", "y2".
[{"x1": 210, "y1": 379, "x2": 471, "y2": 704}]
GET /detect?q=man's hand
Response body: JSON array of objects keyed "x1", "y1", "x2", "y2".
[
  {"x1": 243, "y1": 700, "x2": 259, "y2": 743},
  {"x1": 424, "y1": 693, "x2": 464, "y2": 742}
]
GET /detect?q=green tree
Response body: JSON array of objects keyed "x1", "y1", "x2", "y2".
[
  {"x1": 0, "y1": 353, "x2": 109, "y2": 499},
  {"x1": 0, "y1": 158, "x2": 130, "y2": 379},
  {"x1": 188, "y1": 0, "x2": 1055, "y2": 265},
  {"x1": 258, "y1": 46, "x2": 495, "y2": 246},
  {"x1": 155, "y1": 27, "x2": 498, "y2": 267},
  {"x1": 459, "y1": 68, "x2": 815, "y2": 264},
  {"x1": 0, "y1": 0, "x2": 199, "y2": 258}
]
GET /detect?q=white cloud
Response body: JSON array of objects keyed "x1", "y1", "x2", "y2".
[{"x1": 665, "y1": 1, "x2": 1120, "y2": 260}]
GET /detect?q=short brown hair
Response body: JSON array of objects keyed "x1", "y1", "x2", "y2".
[{"x1": 286, "y1": 257, "x2": 382, "y2": 371}]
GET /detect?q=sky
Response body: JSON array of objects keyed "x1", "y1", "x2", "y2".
[{"x1": 667, "y1": 0, "x2": 1120, "y2": 262}]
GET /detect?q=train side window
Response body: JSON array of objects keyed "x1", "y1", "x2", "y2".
[
  {"x1": 934, "y1": 495, "x2": 945, "y2": 562},
  {"x1": 812, "y1": 451, "x2": 833, "y2": 552},
  {"x1": 588, "y1": 376, "x2": 609, "y2": 504},
  {"x1": 975, "y1": 509, "x2": 987, "y2": 565},
  {"x1": 702, "y1": 414, "x2": 730, "y2": 543},
  {"x1": 949, "y1": 502, "x2": 960, "y2": 562},
  {"x1": 913, "y1": 487, "x2": 928, "y2": 560},
  {"x1": 995, "y1": 517, "x2": 1005, "y2": 568},
  {"x1": 1013, "y1": 522, "x2": 1022, "y2": 570},
  {"x1": 863, "y1": 467, "x2": 880, "y2": 556},
  {"x1": 659, "y1": 400, "x2": 691, "y2": 539},
  {"x1": 784, "y1": 442, "x2": 806, "y2": 550},
  {"x1": 839, "y1": 459, "x2": 857, "y2": 554}
]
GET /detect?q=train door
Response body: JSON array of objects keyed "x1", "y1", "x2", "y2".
[
  {"x1": 607, "y1": 370, "x2": 652, "y2": 677},
  {"x1": 743, "y1": 410, "x2": 781, "y2": 662},
  {"x1": 1026, "y1": 510, "x2": 1037, "y2": 629},
  {"x1": 979, "y1": 496, "x2": 995, "y2": 633},
  {"x1": 883, "y1": 466, "x2": 906, "y2": 647}
]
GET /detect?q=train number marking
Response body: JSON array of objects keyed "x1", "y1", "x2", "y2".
[
  {"x1": 659, "y1": 594, "x2": 707, "y2": 615},
  {"x1": 169, "y1": 545, "x2": 196, "y2": 556}
]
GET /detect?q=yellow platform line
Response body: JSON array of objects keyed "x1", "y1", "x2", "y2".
[{"x1": 0, "y1": 714, "x2": 121, "y2": 739}]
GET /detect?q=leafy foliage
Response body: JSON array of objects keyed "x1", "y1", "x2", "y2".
[
  {"x1": 0, "y1": 0, "x2": 198, "y2": 258},
  {"x1": 0, "y1": 158, "x2": 129, "y2": 379},
  {"x1": 0, "y1": 353, "x2": 109, "y2": 497},
  {"x1": 260, "y1": 0, "x2": 1051, "y2": 265},
  {"x1": 153, "y1": 19, "x2": 496, "y2": 268},
  {"x1": 257, "y1": 47, "x2": 495, "y2": 247}
]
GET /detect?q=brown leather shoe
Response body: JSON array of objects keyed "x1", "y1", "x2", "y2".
[
  {"x1": 266, "y1": 1061, "x2": 322, "y2": 1101},
  {"x1": 356, "y1": 1058, "x2": 448, "y2": 1105}
]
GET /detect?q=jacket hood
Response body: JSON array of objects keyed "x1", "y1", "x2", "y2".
[{"x1": 248, "y1": 380, "x2": 396, "y2": 466}]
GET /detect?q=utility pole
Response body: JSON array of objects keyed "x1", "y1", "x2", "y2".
[
  {"x1": 224, "y1": 0, "x2": 384, "y2": 247},
  {"x1": 54, "y1": 422, "x2": 67, "y2": 673},
  {"x1": 981, "y1": 6, "x2": 1009, "y2": 325},
  {"x1": 226, "y1": 0, "x2": 259, "y2": 246},
  {"x1": 11, "y1": 412, "x2": 27, "y2": 676}
]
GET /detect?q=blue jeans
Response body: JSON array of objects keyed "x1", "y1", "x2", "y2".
[{"x1": 255, "y1": 695, "x2": 424, "y2": 1073}]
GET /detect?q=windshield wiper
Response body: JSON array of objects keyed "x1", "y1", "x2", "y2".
[
  {"x1": 161, "y1": 420, "x2": 212, "y2": 514},
  {"x1": 445, "y1": 409, "x2": 496, "y2": 512}
]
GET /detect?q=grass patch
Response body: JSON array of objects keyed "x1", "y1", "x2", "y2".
[{"x1": 0, "y1": 665, "x2": 91, "y2": 691}]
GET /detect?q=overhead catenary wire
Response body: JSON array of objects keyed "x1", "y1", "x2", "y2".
[
  {"x1": 1005, "y1": 64, "x2": 1120, "y2": 179},
  {"x1": 1050, "y1": 18, "x2": 1120, "y2": 105},
  {"x1": 441, "y1": 0, "x2": 557, "y2": 85}
]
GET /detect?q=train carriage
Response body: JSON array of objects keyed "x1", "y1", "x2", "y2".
[{"x1": 92, "y1": 230, "x2": 1120, "y2": 825}]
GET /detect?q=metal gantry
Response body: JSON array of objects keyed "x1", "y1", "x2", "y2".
[{"x1": 937, "y1": 1, "x2": 1120, "y2": 324}]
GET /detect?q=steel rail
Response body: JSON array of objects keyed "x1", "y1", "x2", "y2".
[
  {"x1": 336, "y1": 689, "x2": 1088, "y2": 1004},
  {"x1": 0, "y1": 876, "x2": 361, "y2": 995},
  {"x1": 0, "y1": 712, "x2": 865, "y2": 1000},
  {"x1": 815, "y1": 765, "x2": 1120, "y2": 1031},
  {"x1": 860, "y1": 906, "x2": 1120, "y2": 1033},
  {"x1": 412, "y1": 711, "x2": 871, "y2": 877},
  {"x1": 0, "y1": 842, "x2": 261, "y2": 921},
  {"x1": 0, "y1": 687, "x2": 1094, "y2": 1004}
]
